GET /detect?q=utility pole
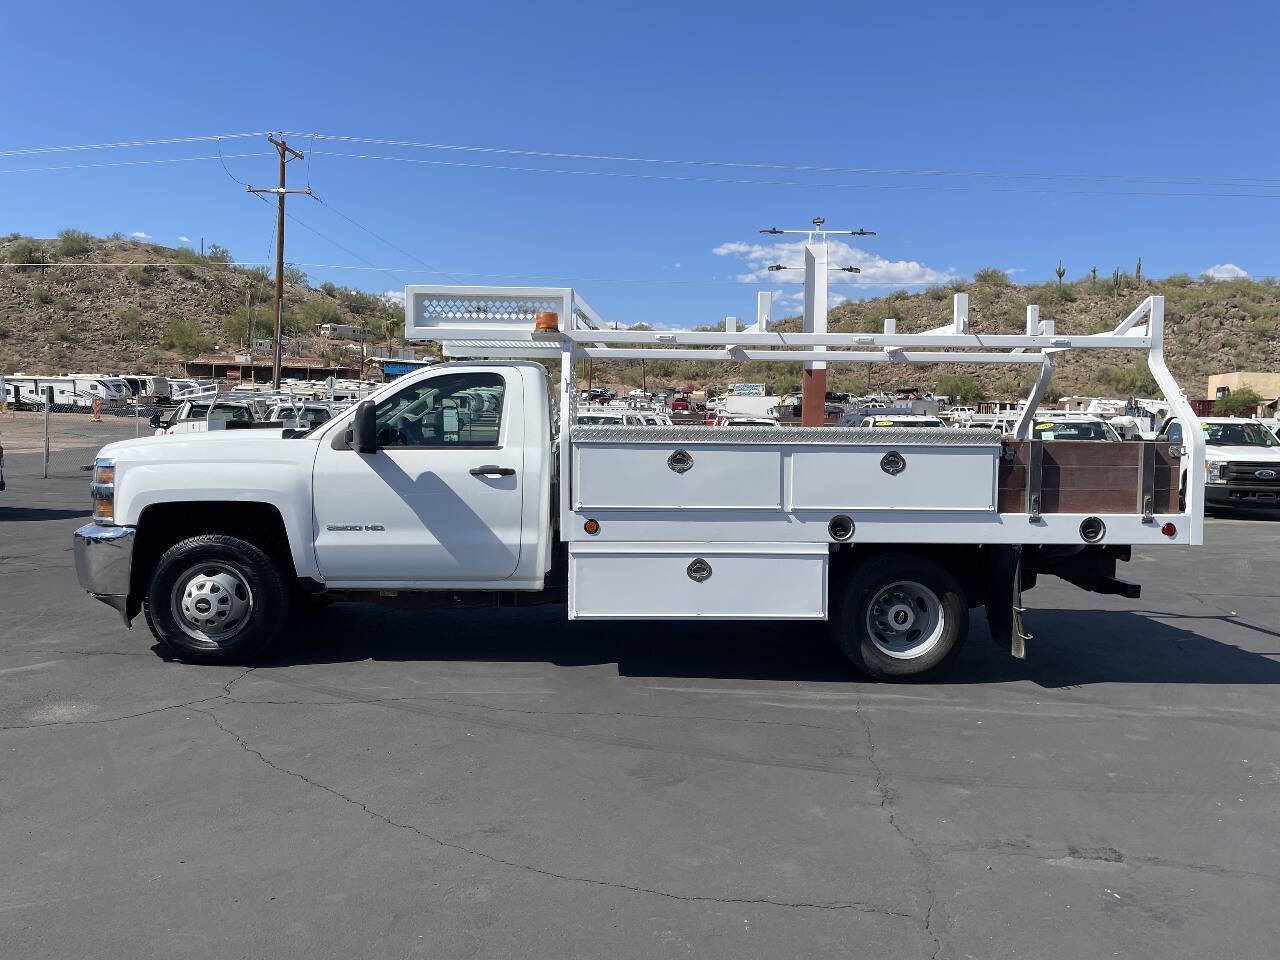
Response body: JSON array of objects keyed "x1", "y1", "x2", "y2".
[
  {"x1": 760, "y1": 218, "x2": 875, "y2": 425},
  {"x1": 247, "y1": 134, "x2": 311, "y2": 389}
]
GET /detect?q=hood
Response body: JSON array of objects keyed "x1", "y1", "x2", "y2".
[
  {"x1": 94, "y1": 426, "x2": 312, "y2": 464},
  {"x1": 1204, "y1": 442, "x2": 1280, "y2": 463}
]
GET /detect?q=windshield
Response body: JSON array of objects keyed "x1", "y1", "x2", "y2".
[
  {"x1": 577, "y1": 415, "x2": 624, "y2": 425},
  {"x1": 1204, "y1": 422, "x2": 1277, "y2": 447},
  {"x1": 1034, "y1": 420, "x2": 1117, "y2": 440},
  {"x1": 188, "y1": 403, "x2": 254, "y2": 423},
  {"x1": 868, "y1": 419, "x2": 943, "y2": 428}
]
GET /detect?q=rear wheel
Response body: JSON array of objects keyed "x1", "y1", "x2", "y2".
[
  {"x1": 143, "y1": 534, "x2": 289, "y2": 663},
  {"x1": 832, "y1": 553, "x2": 968, "y2": 679}
]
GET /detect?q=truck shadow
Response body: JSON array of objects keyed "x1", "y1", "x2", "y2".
[{"x1": 251, "y1": 602, "x2": 1280, "y2": 688}]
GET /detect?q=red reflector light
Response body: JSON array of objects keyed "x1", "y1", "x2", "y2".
[
  {"x1": 1161, "y1": 522, "x2": 1177, "y2": 537},
  {"x1": 583, "y1": 518, "x2": 600, "y2": 535}
]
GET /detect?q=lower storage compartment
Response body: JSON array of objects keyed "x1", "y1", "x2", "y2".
[{"x1": 568, "y1": 542, "x2": 828, "y2": 620}]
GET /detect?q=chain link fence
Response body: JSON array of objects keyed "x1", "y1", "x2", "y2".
[{"x1": 1, "y1": 402, "x2": 159, "y2": 480}]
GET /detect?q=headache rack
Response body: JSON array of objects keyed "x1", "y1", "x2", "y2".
[{"x1": 403, "y1": 284, "x2": 1205, "y2": 546}]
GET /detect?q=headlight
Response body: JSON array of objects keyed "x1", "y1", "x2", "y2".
[
  {"x1": 1205, "y1": 460, "x2": 1227, "y2": 483},
  {"x1": 91, "y1": 458, "x2": 115, "y2": 523}
]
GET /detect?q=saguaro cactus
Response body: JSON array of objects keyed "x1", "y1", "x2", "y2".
[
  {"x1": 1136, "y1": 256, "x2": 1142, "y2": 283},
  {"x1": 1090, "y1": 265, "x2": 1097, "y2": 286},
  {"x1": 1055, "y1": 260, "x2": 1066, "y2": 286}
]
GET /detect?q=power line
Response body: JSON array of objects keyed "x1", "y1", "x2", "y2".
[
  {"x1": 5, "y1": 127, "x2": 1280, "y2": 191},
  {"x1": 303, "y1": 150, "x2": 1280, "y2": 201},
  {"x1": 283, "y1": 210, "x2": 409, "y2": 288},
  {"x1": 290, "y1": 131, "x2": 1280, "y2": 190},
  {"x1": 0, "y1": 131, "x2": 266, "y2": 158},
  {"x1": 0, "y1": 152, "x2": 272, "y2": 175},
  {"x1": 310, "y1": 191, "x2": 462, "y2": 283}
]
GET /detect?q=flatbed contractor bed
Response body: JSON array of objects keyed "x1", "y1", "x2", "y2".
[{"x1": 74, "y1": 236, "x2": 1203, "y2": 678}]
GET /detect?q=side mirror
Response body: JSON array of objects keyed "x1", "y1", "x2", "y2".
[
  {"x1": 351, "y1": 401, "x2": 378, "y2": 454},
  {"x1": 149, "y1": 411, "x2": 163, "y2": 428}
]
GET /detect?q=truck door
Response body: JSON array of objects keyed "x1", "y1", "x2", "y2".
[{"x1": 312, "y1": 369, "x2": 524, "y2": 583}]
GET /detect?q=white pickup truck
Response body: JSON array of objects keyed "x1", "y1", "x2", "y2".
[
  {"x1": 1156, "y1": 415, "x2": 1280, "y2": 511},
  {"x1": 74, "y1": 284, "x2": 1205, "y2": 679}
]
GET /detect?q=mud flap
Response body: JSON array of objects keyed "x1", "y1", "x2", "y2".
[{"x1": 986, "y1": 545, "x2": 1032, "y2": 659}]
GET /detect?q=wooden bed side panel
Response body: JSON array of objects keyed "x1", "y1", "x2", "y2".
[{"x1": 997, "y1": 441, "x2": 1179, "y2": 514}]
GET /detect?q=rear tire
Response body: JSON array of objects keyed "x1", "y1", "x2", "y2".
[
  {"x1": 831, "y1": 552, "x2": 968, "y2": 680},
  {"x1": 143, "y1": 534, "x2": 289, "y2": 664}
]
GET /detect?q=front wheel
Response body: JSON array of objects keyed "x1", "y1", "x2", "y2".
[
  {"x1": 831, "y1": 553, "x2": 968, "y2": 680},
  {"x1": 143, "y1": 534, "x2": 289, "y2": 663}
]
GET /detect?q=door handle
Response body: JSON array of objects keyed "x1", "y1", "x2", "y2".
[{"x1": 470, "y1": 465, "x2": 515, "y2": 477}]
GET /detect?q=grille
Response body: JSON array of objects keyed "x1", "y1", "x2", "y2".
[{"x1": 1225, "y1": 462, "x2": 1280, "y2": 485}]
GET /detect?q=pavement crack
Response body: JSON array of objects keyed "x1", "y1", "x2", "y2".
[
  {"x1": 855, "y1": 693, "x2": 946, "y2": 959},
  {"x1": 191, "y1": 705, "x2": 919, "y2": 923},
  {"x1": 221, "y1": 666, "x2": 255, "y2": 697},
  {"x1": 0, "y1": 697, "x2": 218, "y2": 732}
]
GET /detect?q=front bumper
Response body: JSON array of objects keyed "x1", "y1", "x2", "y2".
[
  {"x1": 1206, "y1": 484, "x2": 1280, "y2": 507},
  {"x1": 73, "y1": 523, "x2": 136, "y2": 622}
]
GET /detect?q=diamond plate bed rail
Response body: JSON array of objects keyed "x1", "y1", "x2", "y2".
[{"x1": 571, "y1": 426, "x2": 1003, "y2": 445}]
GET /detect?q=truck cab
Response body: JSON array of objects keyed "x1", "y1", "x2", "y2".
[{"x1": 75, "y1": 361, "x2": 554, "y2": 660}]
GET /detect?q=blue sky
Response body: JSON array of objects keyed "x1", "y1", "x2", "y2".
[{"x1": 3, "y1": 0, "x2": 1278, "y2": 327}]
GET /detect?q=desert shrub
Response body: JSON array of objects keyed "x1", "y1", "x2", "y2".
[
  {"x1": 926, "y1": 285, "x2": 949, "y2": 301},
  {"x1": 6, "y1": 237, "x2": 46, "y2": 268},
  {"x1": 934, "y1": 373, "x2": 986, "y2": 405},
  {"x1": 1215, "y1": 386, "x2": 1262, "y2": 416},
  {"x1": 118, "y1": 307, "x2": 145, "y2": 340},
  {"x1": 1163, "y1": 273, "x2": 1194, "y2": 288},
  {"x1": 284, "y1": 264, "x2": 308, "y2": 287},
  {"x1": 1246, "y1": 316, "x2": 1274, "y2": 340},
  {"x1": 161, "y1": 316, "x2": 213, "y2": 356},
  {"x1": 54, "y1": 228, "x2": 93, "y2": 257},
  {"x1": 125, "y1": 264, "x2": 154, "y2": 285},
  {"x1": 173, "y1": 263, "x2": 195, "y2": 279},
  {"x1": 51, "y1": 321, "x2": 72, "y2": 342},
  {"x1": 32, "y1": 284, "x2": 53, "y2": 304},
  {"x1": 320, "y1": 281, "x2": 338, "y2": 297},
  {"x1": 205, "y1": 243, "x2": 233, "y2": 269},
  {"x1": 1090, "y1": 362, "x2": 1158, "y2": 397},
  {"x1": 173, "y1": 247, "x2": 203, "y2": 265},
  {"x1": 973, "y1": 267, "x2": 1009, "y2": 285},
  {"x1": 299, "y1": 298, "x2": 343, "y2": 328}
]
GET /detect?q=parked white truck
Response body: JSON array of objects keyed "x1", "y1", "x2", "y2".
[{"x1": 74, "y1": 284, "x2": 1204, "y2": 679}]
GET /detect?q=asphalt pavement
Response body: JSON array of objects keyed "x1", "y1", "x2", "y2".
[{"x1": 2, "y1": 475, "x2": 1279, "y2": 959}]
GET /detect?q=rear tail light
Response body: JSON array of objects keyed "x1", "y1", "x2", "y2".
[{"x1": 1161, "y1": 522, "x2": 1177, "y2": 537}]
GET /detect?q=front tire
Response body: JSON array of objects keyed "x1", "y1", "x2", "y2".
[
  {"x1": 143, "y1": 534, "x2": 289, "y2": 663},
  {"x1": 832, "y1": 552, "x2": 968, "y2": 680}
]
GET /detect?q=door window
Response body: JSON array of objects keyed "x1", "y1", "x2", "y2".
[{"x1": 374, "y1": 372, "x2": 505, "y2": 448}]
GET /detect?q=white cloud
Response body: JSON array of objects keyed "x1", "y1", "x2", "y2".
[
  {"x1": 130, "y1": 231, "x2": 151, "y2": 240},
  {"x1": 381, "y1": 289, "x2": 406, "y2": 306},
  {"x1": 672, "y1": 262, "x2": 682, "y2": 269},
  {"x1": 713, "y1": 238, "x2": 955, "y2": 291},
  {"x1": 1204, "y1": 262, "x2": 1248, "y2": 280},
  {"x1": 177, "y1": 235, "x2": 191, "y2": 243}
]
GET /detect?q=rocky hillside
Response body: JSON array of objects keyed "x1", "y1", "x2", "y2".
[
  {"x1": 3, "y1": 231, "x2": 1278, "y2": 401},
  {"x1": 0, "y1": 231, "x2": 405, "y2": 378}
]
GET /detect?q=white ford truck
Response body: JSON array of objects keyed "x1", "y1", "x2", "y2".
[{"x1": 74, "y1": 280, "x2": 1205, "y2": 679}]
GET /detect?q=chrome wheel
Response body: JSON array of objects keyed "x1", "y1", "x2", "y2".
[
  {"x1": 170, "y1": 562, "x2": 254, "y2": 644},
  {"x1": 865, "y1": 579, "x2": 945, "y2": 660}
]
